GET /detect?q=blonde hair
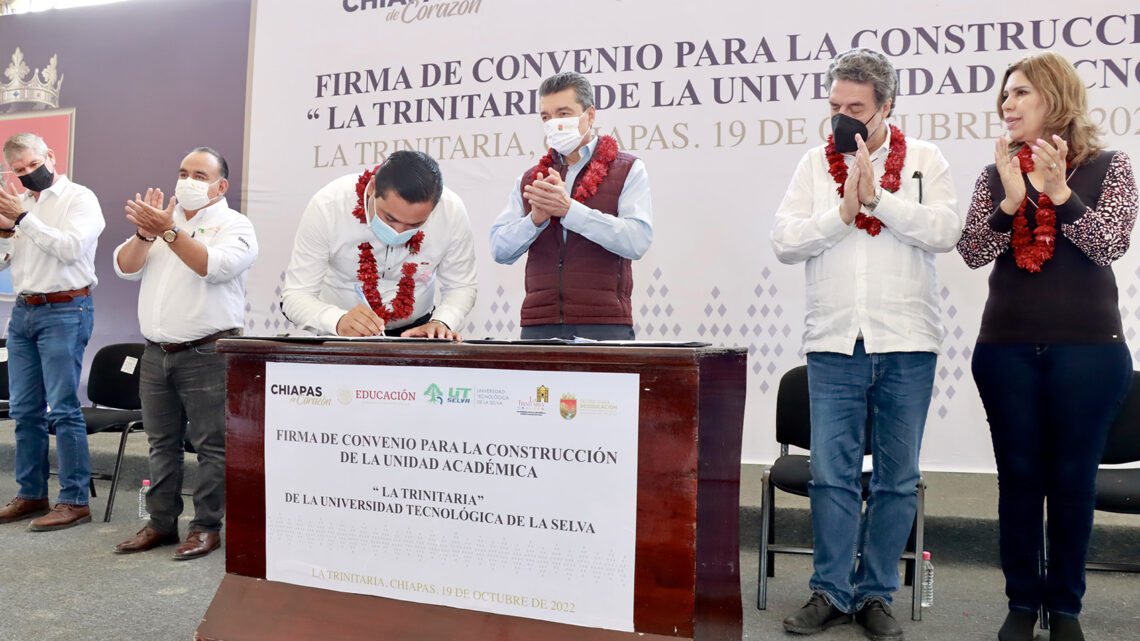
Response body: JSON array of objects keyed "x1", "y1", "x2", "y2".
[{"x1": 999, "y1": 51, "x2": 1103, "y2": 166}]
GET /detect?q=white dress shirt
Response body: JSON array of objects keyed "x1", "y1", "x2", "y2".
[
  {"x1": 113, "y1": 197, "x2": 258, "y2": 343},
  {"x1": 0, "y1": 175, "x2": 104, "y2": 293},
  {"x1": 770, "y1": 128, "x2": 962, "y2": 355},
  {"x1": 489, "y1": 136, "x2": 654, "y2": 264},
  {"x1": 281, "y1": 175, "x2": 478, "y2": 336}
]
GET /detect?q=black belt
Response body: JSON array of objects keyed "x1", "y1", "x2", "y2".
[
  {"x1": 383, "y1": 312, "x2": 434, "y2": 337},
  {"x1": 152, "y1": 328, "x2": 241, "y2": 353}
]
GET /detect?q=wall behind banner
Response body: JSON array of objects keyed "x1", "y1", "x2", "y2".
[
  {"x1": 247, "y1": 0, "x2": 1140, "y2": 472},
  {"x1": 0, "y1": 0, "x2": 251, "y2": 379}
]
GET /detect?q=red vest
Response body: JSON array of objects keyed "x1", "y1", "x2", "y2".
[{"x1": 519, "y1": 150, "x2": 637, "y2": 326}]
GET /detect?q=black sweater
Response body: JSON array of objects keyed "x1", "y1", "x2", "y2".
[{"x1": 960, "y1": 151, "x2": 1136, "y2": 344}]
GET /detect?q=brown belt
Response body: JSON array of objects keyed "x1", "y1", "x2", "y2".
[
  {"x1": 19, "y1": 286, "x2": 92, "y2": 306},
  {"x1": 154, "y1": 328, "x2": 242, "y2": 353}
]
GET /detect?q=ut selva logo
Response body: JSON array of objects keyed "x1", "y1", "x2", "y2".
[{"x1": 424, "y1": 383, "x2": 472, "y2": 405}]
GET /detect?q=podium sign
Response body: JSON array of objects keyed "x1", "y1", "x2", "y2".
[
  {"x1": 199, "y1": 340, "x2": 745, "y2": 641},
  {"x1": 263, "y1": 361, "x2": 640, "y2": 631}
]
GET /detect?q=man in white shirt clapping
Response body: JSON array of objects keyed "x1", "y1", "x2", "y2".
[
  {"x1": 112, "y1": 147, "x2": 258, "y2": 560},
  {"x1": 770, "y1": 48, "x2": 962, "y2": 641},
  {"x1": 0, "y1": 132, "x2": 104, "y2": 532}
]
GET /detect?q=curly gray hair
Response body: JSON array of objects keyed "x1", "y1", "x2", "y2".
[{"x1": 825, "y1": 48, "x2": 898, "y2": 116}]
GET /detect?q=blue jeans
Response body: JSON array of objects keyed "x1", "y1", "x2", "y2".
[
  {"x1": 140, "y1": 341, "x2": 228, "y2": 534},
  {"x1": 806, "y1": 342, "x2": 936, "y2": 613},
  {"x1": 972, "y1": 342, "x2": 1131, "y2": 617},
  {"x1": 7, "y1": 295, "x2": 95, "y2": 506}
]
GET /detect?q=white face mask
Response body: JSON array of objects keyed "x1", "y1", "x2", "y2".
[
  {"x1": 364, "y1": 192, "x2": 418, "y2": 246},
  {"x1": 175, "y1": 177, "x2": 219, "y2": 211},
  {"x1": 543, "y1": 113, "x2": 587, "y2": 156}
]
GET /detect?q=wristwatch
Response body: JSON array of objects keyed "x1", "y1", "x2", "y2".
[
  {"x1": 161, "y1": 226, "x2": 180, "y2": 243},
  {"x1": 865, "y1": 187, "x2": 882, "y2": 212}
]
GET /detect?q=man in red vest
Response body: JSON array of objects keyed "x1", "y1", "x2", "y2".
[{"x1": 490, "y1": 72, "x2": 654, "y2": 340}]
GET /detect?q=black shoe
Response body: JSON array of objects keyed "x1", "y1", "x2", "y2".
[
  {"x1": 783, "y1": 592, "x2": 852, "y2": 635},
  {"x1": 855, "y1": 599, "x2": 903, "y2": 641},
  {"x1": 997, "y1": 608, "x2": 1038, "y2": 641},
  {"x1": 1048, "y1": 613, "x2": 1084, "y2": 641}
]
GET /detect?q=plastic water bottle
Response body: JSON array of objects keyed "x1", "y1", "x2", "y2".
[
  {"x1": 920, "y1": 551, "x2": 934, "y2": 608},
  {"x1": 138, "y1": 479, "x2": 151, "y2": 520}
]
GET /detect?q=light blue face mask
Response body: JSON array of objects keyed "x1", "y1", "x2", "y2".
[{"x1": 366, "y1": 192, "x2": 417, "y2": 245}]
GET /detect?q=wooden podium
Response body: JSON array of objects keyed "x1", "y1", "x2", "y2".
[{"x1": 197, "y1": 339, "x2": 746, "y2": 641}]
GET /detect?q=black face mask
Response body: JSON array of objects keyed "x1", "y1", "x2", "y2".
[
  {"x1": 18, "y1": 163, "x2": 54, "y2": 192},
  {"x1": 830, "y1": 112, "x2": 879, "y2": 154}
]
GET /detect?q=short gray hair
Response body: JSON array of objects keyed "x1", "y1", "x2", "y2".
[
  {"x1": 539, "y1": 72, "x2": 593, "y2": 110},
  {"x1": 4, "y1": 132, "x2": 49, "y2": 164},
  {"x1": 826, "y1": 48, "x2": 898, "y2": 115}
]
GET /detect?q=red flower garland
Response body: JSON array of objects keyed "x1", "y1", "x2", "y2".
[
  {"x1": 1009, "y1": 145, "x2": 1058, "y2": 273},
  {"x1": 825, "y1": 124, "x2": 907, "y2": 237},
  {"x1": 532, "y1": 135, "x2": 619, "y2": 203},
  {"x1": 352, "y1": 166, "x2": 425, "y2": 323}
]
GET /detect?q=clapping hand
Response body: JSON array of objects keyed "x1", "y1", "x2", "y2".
[
  {"x1": 840, "y1": 163, "x2": 863, "y2": 225},
  {"x1": 994, "y1": 136, "x2": 1026, "y2": 215},
  {"x1": 854, "y1": 134, "x2": 877, "y2": 205},
  {"x1": 1031, "y1": 135, "x2": 1072, "y2": 205},
  {"x1": 523, "y1": 168, "x2": 572, "y2": 225},
  {"x1": 0, "y1": 182, "x2": 24, "y2": 224},
  {"x1": 125, "y1": 188, "x2": 176, "y2": 237}
]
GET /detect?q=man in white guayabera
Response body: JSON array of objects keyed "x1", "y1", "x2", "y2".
[{"x1": 770, "y1": 48, "x2": 962, "y2": 641}]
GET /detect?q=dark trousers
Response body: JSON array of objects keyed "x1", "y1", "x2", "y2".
[
  {"x1": 521, "y1": 323, "x2": 635, "y2": 340},
  {"x1": 971, "y1": 342, "x2": 1131, "y2": 616},
  {"x1": 384, "y1": 312, "x2": 432, "y2": 337},
  {"x1": 140, "y1": 341, "x2": 228, "y2": 534}
]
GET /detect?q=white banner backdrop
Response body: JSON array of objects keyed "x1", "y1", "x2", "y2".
[
  {"x1": 245, "y1": 1, "x2": 1140, "y2": 471},
  {"x1": 263, "y1": 361, "x2": 640, "y2": 630}
]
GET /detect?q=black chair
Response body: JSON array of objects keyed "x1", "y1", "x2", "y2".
[
  {"x1": 757, "y1": 365, "x2": 926, "y2": 621},
  {"x1": 1085, "y1": 371, "x2": 1139, "y2": 573},
  {"x1": 74, "y1": 343, "x2": 146, "y2": 522},
  {"x1": 1087, "y1": 371, "x2": 1140, "y2": 571},
  {"x1": 1035, "y1": 371, "x2": 1140, "y2": 631}
]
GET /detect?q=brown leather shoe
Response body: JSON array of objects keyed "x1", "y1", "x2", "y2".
[
  {"x1": 115, "y1": 526, "x2": 180, "y2": 554},
  {"x1": 0, "y1": 497, "x2": 50, "y2": 523},
  {"x1": 28, "y1": 503, "x2": 92, "y2": 531},
  {"x1": 173, "y1": 530, "x2": 221, "y2": 560}
]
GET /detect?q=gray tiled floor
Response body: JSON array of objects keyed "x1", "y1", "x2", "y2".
[{"x1": 1, "y1": 423, "x2": 1137, "y2": 640}]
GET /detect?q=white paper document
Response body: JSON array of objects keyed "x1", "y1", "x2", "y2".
[{"x1": 263, "y1": 361, "x2": 641, "y2": 631}]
